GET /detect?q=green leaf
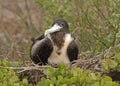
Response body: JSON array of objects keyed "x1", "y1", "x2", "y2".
[
  {"x1": 2, "y1": 59, "x2": 11, "y2": 66},
  {"x1": 44, "y1": 67, "x2": 55, "y2": 76},
  {"x1": 103, "y1": 76, "x2": 112, "y2": 81},
  {"x1": 14, "y1": 83, "x2": 20, "y2": 86},
  {"x1": 102, "y1": 59, "x2": 118, "y2": 71},
  {"x1": 0, "y1": 83, "x2": 2, "y2": 86},
  {"x1": 115, "y1": 53, "x2": 120, "y2": 63},
  {"x1": 62, "y1": 84, "x2": 67, "y2": 86},
  {"x1": 58, "y1": 75, "x2": 63, "y2": 81},
  {"x1": 70, "y1": 77, "x2": 77, "y2": 84},
  {"x1": 90, "y1": 73, "x2": 97, "y2": 80},
  {"x1": 51, "y1": 77, "x2": 56, "y2": 83},
  {"x1": 50, "y1": 84, "x2": 54, "y2": 86},
  {"x1": 22, "y1": 78, "x2": 28, "y2": 85},
  {"x1": 9, "y1": 76, "x2": 19, "y2": 83},
  {"x1": 117, "y1": 65, "x2": 120, "y2": 72},
  {"x1": 108, "y1": 60, "x2": 118, "y2": 69},
  {"x1": 45, "y1": 79, "x2": 52, "y2": 85},
  {"x1": 92, "y1": 82, "x2": 99, "y2": 86},
  {"x1": 0, "y1": 70, "x2": 3, "y2": 79}
]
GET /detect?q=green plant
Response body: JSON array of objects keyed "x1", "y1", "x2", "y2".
[
  {"x1": 0, "y1": 59, "x2": 32, "y2": 86},
  {"x1": 35, "y1": 0, "x2": 120, "y2": 52},
  {"x1": 37, "y1": 64, "x2": 120, "y2": 86}
]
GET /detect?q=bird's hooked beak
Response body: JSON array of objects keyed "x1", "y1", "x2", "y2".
[{"x1": 44, "y1": 24, "x2": 62, "y2": 36}]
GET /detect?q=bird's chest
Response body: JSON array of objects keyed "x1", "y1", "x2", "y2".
[{"x1": 48, "y1": 34, "x2": 73, "y2": 65}]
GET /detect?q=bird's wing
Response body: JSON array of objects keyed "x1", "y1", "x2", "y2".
[
  {"x1": 67, "y1": 40, "x2": 78, "y2": 61},
  {"x1": 30, "y1": 36, "x2": 53, "y2": 64},
  {"x1": 31, "y1": 34, "x2": 45, "y2": 44}
]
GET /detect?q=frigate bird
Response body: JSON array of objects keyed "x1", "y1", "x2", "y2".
[{"x1": 30, "y1": 19, "x2": 78, "y2": 65}]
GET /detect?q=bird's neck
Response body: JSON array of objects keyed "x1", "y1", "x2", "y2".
[{"x1": 50, "y1": 31, "x2": 68, "y2": 49}]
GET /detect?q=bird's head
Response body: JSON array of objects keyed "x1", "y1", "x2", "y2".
[{"x1": 45, "y1": 19, "x2": 69, "y2": 36}]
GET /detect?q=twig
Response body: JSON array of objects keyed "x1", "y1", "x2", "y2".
[{"x1": 0, "y1": 65, "x2": 51, "y2": 74}]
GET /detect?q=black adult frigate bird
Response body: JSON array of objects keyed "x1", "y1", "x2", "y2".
[{"x1": 30, "y1": 19, "x2": 78, "y2": 65}]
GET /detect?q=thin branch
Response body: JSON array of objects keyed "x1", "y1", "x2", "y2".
[{"x1": 0, "y1": 65, "x2": 51, "y2": 73}]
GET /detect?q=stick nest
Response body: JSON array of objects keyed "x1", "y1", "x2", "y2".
[{"x1": 1, "y1": 47, "x2": 119, "y2": 84}]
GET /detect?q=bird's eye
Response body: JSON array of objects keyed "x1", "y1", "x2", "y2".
[{"x1": 60, "y1": 23, "x2": 65, "y2": 27}]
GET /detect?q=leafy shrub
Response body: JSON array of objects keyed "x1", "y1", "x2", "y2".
[
  {"x1": 0, "y1": 59, "x2": 32, "y2": 86},
  {"x1": 0, "y1": 59, "x2": 120, "y2": 86},
  {"x1": 37, "y1": 64, "x2": 120, "y2": 86},
  {"x1": 35, "y1": 0, "x2": 120, "y2": 52}
]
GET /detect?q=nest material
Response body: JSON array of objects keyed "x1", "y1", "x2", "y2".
[{"x1": 17, "y1": 48, "x2": 115, "y2": 84}]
